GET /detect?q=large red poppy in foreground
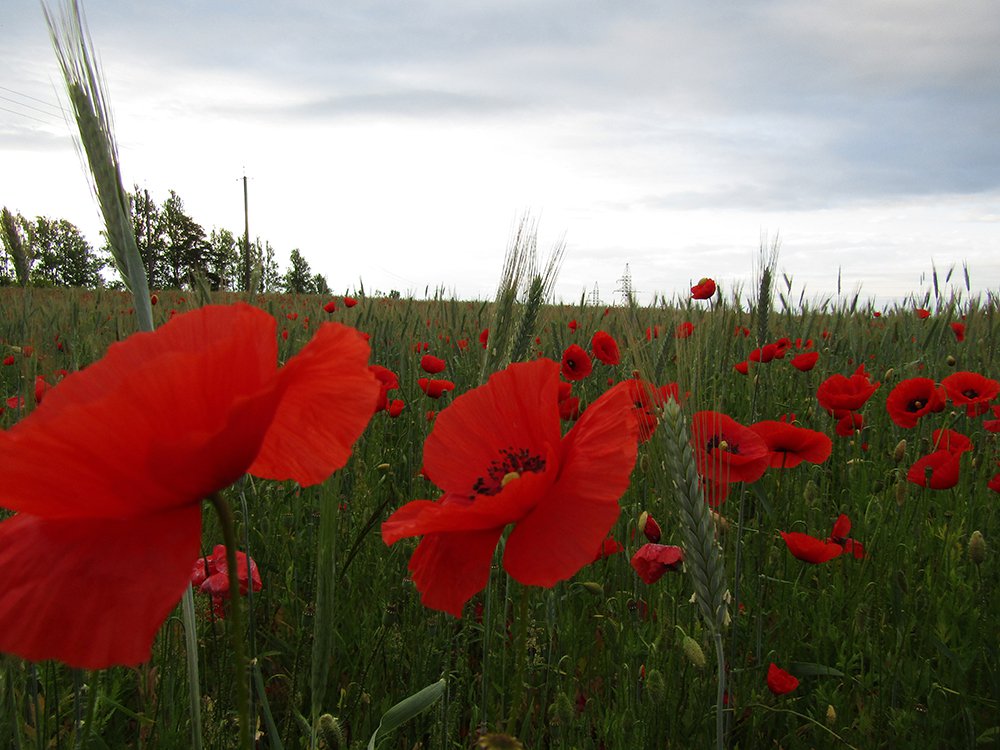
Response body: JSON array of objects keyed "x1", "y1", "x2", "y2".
[
  {"x1": 0, "y1": 304, "x2": 379, "y2": 668},
  {"x1": 382, "y1": 359, "x2": 639, "y2": 617}
]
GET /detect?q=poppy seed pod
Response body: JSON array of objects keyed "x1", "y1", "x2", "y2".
[
  {"x1": 578, "y1": 581, "x2": 605, "y2": 597},
  {"x1": 826, "y1": 705, "x2": 837, "y2": 726},
  {"x1": 969, "y1": 530, "x2": 987, "y2": 565},
  {"x1": 946, "y1": 355, "x2": 957, "y2": 367},
  {"x1": 893, "y1": 439, "x2": 907, "y2": 463},
  {"x1": 318, "y1": 714, "x2": 344, "y2": 749},
  {"x1": 682, "y1": 635, "x2": 707, "y2": 669}
]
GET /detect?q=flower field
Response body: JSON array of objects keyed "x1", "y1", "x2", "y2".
[{"x1": 0, "y1": 276, "x2": 997, "y2": 748}]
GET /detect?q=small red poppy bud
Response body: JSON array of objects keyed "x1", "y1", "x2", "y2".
[{"x1": 638, "y1": 511, "x2": 661, "y2": 543}]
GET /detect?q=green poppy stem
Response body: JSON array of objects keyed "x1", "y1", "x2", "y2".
[{"x1": 209, "y1": 492, "x2": 252, "y2": 750}]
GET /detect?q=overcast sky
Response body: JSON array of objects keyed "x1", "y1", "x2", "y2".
[{"x1": 3, "y1": 1, "x2": 999, "y2": 306}]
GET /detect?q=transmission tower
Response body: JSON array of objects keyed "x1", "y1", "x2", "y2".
[
  {"x1": 615, "y1": 263, "x2": 638, "y2": 305},
  {"x1": 589, "y1": 282, "x2": 601, "y2": 306}
]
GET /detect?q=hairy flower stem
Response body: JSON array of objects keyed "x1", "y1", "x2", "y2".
[{"x1": 209, "y1": 492, "x2": 252, "y2": 750}]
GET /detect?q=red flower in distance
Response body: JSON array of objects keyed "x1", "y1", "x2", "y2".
[
  {"x1": 418, "y1": 377, "x2": 456, "y2": 399},
  {"x1": 323, "y1": 299, "x2": 337, "y2": 313},
  {"x1": 827, "y1": 514, "x2": 865, "y2": 559},
  {"x1": 631, "y1": 543, "x2": 684, "y2": 584},
  {"x1": 381, "y1": 359, "x2": 639, "y2": 617},
  {"x1": 590, "y1": 331, "x2": 621, "y2": 366},
  {"x1": 907, "y1": 449, "x2": 961, "y2": 489},
  {"x1": 885, "y1": 378, "x2": 947, "y2": 428},
  {"x1": 627, "y1": 378, "x2": 683, "y2": 442},
  {"x1": 734, "y1": 361, "x2": 749, "y2": 375},
  {"x1": 593, "y1": 537, "x2": 624, "y2": 562},
  {"x1": 558, "y1": 395, "x2": 581, "y2": 421},
  {"x1": 691, "y1": 411, "x2": 769, "y2": 486},
  {"x1": 916, "y1": 308, "x2": 931, "y2": 319},
  {"x1": 387, "y1": 398, "x2": 405, "y2": 418},
  {"x1": 568, "y1": 319, "x2": 579, "y2": 332},
  {"x1": 835, "y1": 412, "x2": 864, "y2": 437},
  {"x1": 749, "y1": 420, "x2": 832, "y2": 469},
  {"x1": 767, "y1": 663, "x2": 799, "y2": 695},
  {"x1": 191, "y1": 544, "x2": 262, "y2": 618},
  {"x1": 790, "y1": 351, "x2": 819, "y2": 372},
  {"x1": 479, "y1": 328, "x2": 489, "y2": 349},
  {"x1": 0, "y1": 304, "x2": 378, "y2": 668},
  {"x1": 420, "y1": 354, "x2": 447, "y2": 374},
  {"x1": 691, "y1": 278, "x2": 717, "y2": 300},
  {"x1": 817, "y1": 365, "x2": 880, "y2": 418},
  {"x1": 942, "y1": 371, "x2": 1000, "y2": 417},
  {"x1": 675, "y1": 322, "x2": 695, "y2": 339},
  {"x1": 561, "y1": 344, "x2": 593, "y2": 381},
  {"x1": 950, "y1": 321, "x2": 965, "y2": 342},
  {"x1": 343, "y1": 296, "x2": 358, "y2": 308},
  {"x1": 370, "y1": 364, "x2": 400, "y2": 412},
  {"x1": 931, "y1": 428, "x2": 972, "y2": 455},
  {"x1": 779, "y1": 531, "x2": 843, "y2": 564}
]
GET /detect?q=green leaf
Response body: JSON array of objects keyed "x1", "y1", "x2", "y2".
[
  {"x1": 788, "y1": 661, "x2": 845, "y2": 678},
  {"x1": 367, "y1": 678, "x2": 446, "y2": 750}
]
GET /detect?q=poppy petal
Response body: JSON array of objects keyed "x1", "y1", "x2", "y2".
[
  {"x1": 249, "y1": 322, "x2": 379, "y2": 486},
  {"x1": 407, "y1": 526, "x2": 504, "y2": 617},
  {"x1": 503, "y1": 382, "x2": 638, "y2": 586},
  {"x1": 0, "y1": 506, "x2": 201, "y2": 668}
]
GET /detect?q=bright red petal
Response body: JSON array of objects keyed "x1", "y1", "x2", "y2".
[
  {"x1": 421, "y1": 360, "x2": 562, "y2": 498},
  {"x1": 503, "y1": 381, "x2": 639, "y2": 586},
  {"x1": 250, "y1": 322, "x2": 378, "y2": 485},
  {"x1": 0, "y1": 506, "x2": 201, "y2": 668},
  {"x1": 406, "y1": 526, "x2": 504, "y2": 617}
]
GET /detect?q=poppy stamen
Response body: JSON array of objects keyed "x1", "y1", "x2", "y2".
[{"x1": 471, "y1": 446, "x2": 546, "y2": 496}]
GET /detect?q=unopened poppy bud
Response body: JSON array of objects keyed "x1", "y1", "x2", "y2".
[
  {"x1": 376, "y1": 463, "x2": 391, "y2": 472},
  {"x1": 644, "y1": 668, "x2": 666, "y2": 701},
  {"x1": 946, "y1": 354, "x2": 957, "y2": 367},
  {"x1": 826, "y1": 704, "x2": 837, "y2": 726},
  {"x1": 476, "y1": 733, "x2": 525, "y2": 750},
  {"x1": 803, "y1": 479, "x2": 818, "y2": 504},
  {"x1": 548, "y1": 691, "x2": 574, "y2": 727},
  {"x1": 318, "y1": 713, "x2": 344, "y2": 749},
  {"x1": 638, "y1": 511, "x2": 662, "y2": 542},
  {"x1": 577, "y1": 581, "x2": 604, "y2": 597},
  {"x1": 893, "y1": 439, "x2": 907, "y2": 463},
  {"x1": 682, "y1": 635, "x2": 707, "y2": 669},
  {"x1": 969, "y1": 530, "x2": 987, "y2": 565},
  {"x1": 883, "y1": 367, "x2": 894, "y2": 382}
]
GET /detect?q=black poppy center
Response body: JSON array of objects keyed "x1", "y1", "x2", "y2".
[
  {"x1": 706, "y1": 435, "x2": 739, "y2": 455},
  {"x1": 472, "y1": 446, "x2": 547, "y2": 497},
  {"x1": 907, "y1": 399, "x2": 924, "y2": 412},
  {"x1": 962, "y1": 388, "x2": 980, "y2": 399}
]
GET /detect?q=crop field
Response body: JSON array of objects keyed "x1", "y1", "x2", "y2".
[{"x1": 0, "y1": 272, "x2": 997, "y2": 749}]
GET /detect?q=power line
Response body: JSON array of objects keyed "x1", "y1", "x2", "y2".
[
  {"x1": 0, "y1": 105, "x2": 52, "y2": 125},
  {"x1": 0, "y1": 95, "x2": 62, "y2": 122},
  {"x1": 0, "y1": 85, "x2": 64, "y2": 115}
]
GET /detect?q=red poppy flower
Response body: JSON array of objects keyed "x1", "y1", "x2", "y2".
[
  {"x1": 942, "y1": 371, "x2": 1000, "y2": 417},
  {"x1": 387, "y1": 398, "x2": 405, "y2": 418},
  {"x1": 790, "y1": 351, "x2": 819, "y2": 372},
  {"x1": 3, "y1": 355, "x2": 14, "y2": 366},
  {"x1": 626, "y1": 378, "x2": 683, "y2": 442},
  {"x1": 749, "y1": 421, "x2": 832, "y2": 468},
  {"x1": 343, "y1": 296, "x2": 358, "y2": 308},
  {"x1": 691, "y1": 278, "x2": 716, "y2": 300},
  {"x1": 675, "y1": 322, "x2": 695, "y2": 339},
  {"x1": 835, "y1": 412, "x2": 864, "y2": 437},
  {"x1": 191, "y1": 544, "x2": 262, "y2": 618},
  {"x1": 381, "y1": 359, "x2": 639, "y2": 617},
  {"x1": 479, "y1": 328, "x2": 489, "y2": 349},
  {"x1": 593, "y1": 537, "x2": 624, "y2": 562},
  {"x1": 558, "y1": 395, "x2": 581, "y2": 421},
  {"x1": 950, "y1": 321, "x2": 965, "y2": 342},
  {"x1": 590, "y1": 331, "x2": 621, "y2": 366},
  {"x1": 931, "y1": 428, "x2": 972, "y2": 455},
  {"x1": 638, "y1": 511, "x2": 662, "y2": 543},
  {"x1": 749, "y1": 344, "x2": 778, "y2": 363},
  {"x1": 885, "y1": 378, "x2": 946, "y2": 428},
  {"x1": 817, "y1": 365, "x2": 880, "y2": 418},
  {"x1": 630, "y1": 543, "x2": 684, "y2": 584},
  {"x1": 907, "y1": 449, "x2": 961, "y2": 489},
  {"x1": 767, "y1": 663, "x2": 799, "y2": 695},
  {"x1": 734, "y1": 361, "x2": 749, "y2": 375},
  {"x1": 561, "y1": 344, "x2": 593, "y2": 381},
  {"x1": 988, "y1": 468, "x2": 1000, "y2": 494},
  {"x1": 984, "y1": 405, "x2": 1000, "y2": 433},
  {"x1": 0, "y1": 304, "x2": 378, "y2": 668},
  {"x1": 779, "y1": 531, "x2": 843, "y2": 564},
  {"x1": 418, "y1": 377, "x2": 456, "y2": 399},
  {"x1": 370, "y1": 364, "x2": 400, "y2": 412},
  {"x1": 691, "y1": 411, "x2": 770, "y2": 486},
  {"x1": 420, "y1": 354, "x2": 447, "y2": 374},
  {"x1": 916, "y1": 308, "x2": 931, "y2": 319},
  {"x1": 568, "y1": 319, "x2": 579, "y2": 332},
  {"x1": 322, "y1": 299, "x2": 337, "y2": 313},
  {"x1": 827, "y1": 514, "x2": 865, "y2": 559}
]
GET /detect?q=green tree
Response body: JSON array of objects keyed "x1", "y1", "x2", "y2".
[
  {"x1": 161, "y1": 191, "x2": 210, "y2": 288},
  {"x1": 282, "y1": 248, "x2": 316, "y2": 294},
  {"x1": 130, "y1": 187, "x2": 166, "y2": 288},
  {"x1": 312, "y1": 272, "x2": 332, "y2": 296},
  {"x1": 29, "y1": 216, "x2": 106, "y2": 287},
  {"x1": 208, "y1": 228, "x2": 240, "y2": 290}
]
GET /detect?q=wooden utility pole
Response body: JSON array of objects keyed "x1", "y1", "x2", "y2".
[{"x1": 242, "y1": 175, "x2": 251, "y2": 293}]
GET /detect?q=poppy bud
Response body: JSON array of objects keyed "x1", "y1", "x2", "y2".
[
  {"x1": 476, "y1": 733, "x2": 525, "y2": 750},
  {"x1": 893, "y1": 439, "x2": 907, "y2": 463},
  {"x1": 577, "y1": 581, "x2": 605, "y2": 597},
  {"x1": 946, "y1": 355, "x2": 957, "y2": 367},
  {"x1": 883, "y1": 367, "x2": 894, "y2": 382},
  {"x1": 318, "y1": 714, "x2": 344, "y2": 749},
  {"x1": 826, "y1": 704, "x2": 837, "y2": 726},
  {"x1": 682, "y1": 635, "x2": 707, "y2": 669},
  {"x1": 969, "y1": 530, "x2": 987, "y2": 565},
  {"x1": 803, "y1": 479, "x2": 818, "y2": 504},
  {"x1": 548, "y1": 691, "x2": 575, "y2": 727},
  {"x1": 644, "y1": 668, "x2": 666, "y2": 701},
  {"x1": 638, "y1": 511, "x2": 661, "y2": 543},
  {"x1": 376, "y1": 463, "x2": 391, "y2": 473}
]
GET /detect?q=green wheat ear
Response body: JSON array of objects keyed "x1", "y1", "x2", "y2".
[
  {"x1": 660, "y1": 399, "x2": 729, "y2": 632},
  {"x1": 43, "y1": 0, "x2": 152, "y2": 332}
]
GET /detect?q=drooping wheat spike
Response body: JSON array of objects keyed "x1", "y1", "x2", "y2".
[
  {"x1": 659, "y1": 400, "x2": 729, "y2": 632},
  {"x1": 44, "y1": 0, "x2": 153, "y2": 332}
]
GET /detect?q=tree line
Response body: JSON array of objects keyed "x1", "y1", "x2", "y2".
[{"x1": 1, "y1": 187, "x2": 331, "y2": 294}]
